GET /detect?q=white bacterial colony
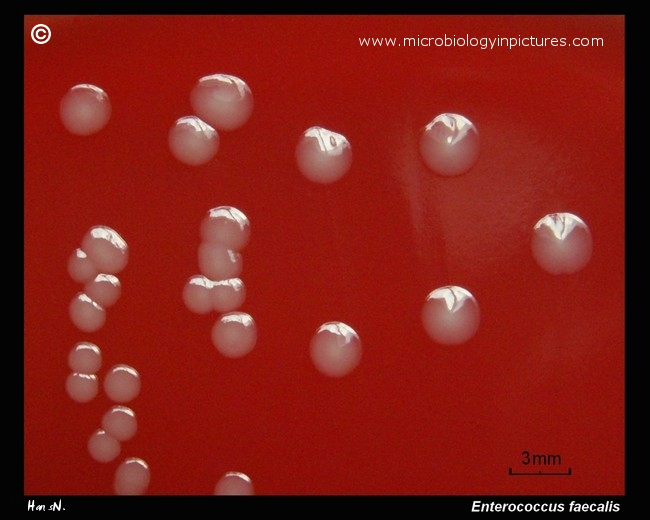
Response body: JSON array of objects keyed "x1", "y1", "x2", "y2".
[
  {"x1": 531, "y1": 212, "x2": 593, "y2": 275},
  {"x1": 190, "y1": 73, "x2": 254, "y2": 131},
  {"x1": 211, "y1": 311, "x2": 257, "y2": 359},
  {"x1": 103, "y1": 364, "x2": 141, "y2": 403},
  {"x1": 421, "y1": 286, "x2": 481, "y2": 346},
  {"x1": 168, "y1": 116, "x2": 220, "y2": 166},
  {"x1": 214, "y1": 471, "x2": 254, "y2": 495},
  {"x1": 309, "y1": 321, "x2": 363, "y2": 378},
  {"x1": 295, "y1": 126, "x2": 353, "y2": 184},
  {"x1": 60, "y1": 83, "x2": 112, "y2": 136},
  {"x1": 182, "y1": 275, "x2": 246, "y2": 315},
  {"x1": 418, "y1": 113, "x2": 480, "y2": 177},
  {"x1": 102, "y1": 405, "x2": 138, "y2": 442},
  {"x1": 65, "y1": 372, "x2": 99, "y2": 404},
  {"x1": 113, "y1": 457, "x2": 151, "y2": 495},
  {"x1": 87, "y1": 429, "x2": 121, "y2": 463}
]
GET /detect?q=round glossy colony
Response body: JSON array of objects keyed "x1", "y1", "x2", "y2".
[
  {"x1": 197, "y1": 242, "x2": 243, "y2": 281},
  {"x1": 421, "y1": 286, "x2": 481, "y2": 345},
  {"x1": 80, "y1": 225, "x2": 129, "y2": 274},
  {"x1": 190, "y1": 73, "x2": 254, "y2": 131},
  {"x1": 84, "y1": 273, "x2": 121, "y2": 308},
  {"x1": 200, "y1": 206, "x2": 251, "y2": 251},
  {"x1": 419, "y1": 113, "x2": 480, "y2": 177},
  {"x1": 67, "y1": 248, "x2": 99, "y2": 284},
  {"x1": 309, "y1": 321, "x2": 362, "y2": 378},
  {"x1": 295, "y1": 126, "x2": 353, "y2": 184},
  {"x1": 214, "y1": 471, "x2": 254, "y2": 495},
  {"x1": 103, "y1": 364, "x2": 141, "y2": 403},
  {"x1": 101, "y1": 405, "x2": 138, "y2": 442},
  {"x1": 211, "y1": 312, "x2": 257, "y2": 358},
  {"x1": 88, "y1": 429, "x2": 121, "y2": 463},
  {"x1": 168, "y1": 115, "x2": 219, "y2": 166},
  {"x1": 114, "y1": 457, "x2": 150, "y2": 495},
  {"x1": 59, "y1": 83, "x2": 111, "y2": 136},
  {"x1": 69, "y1": 292, "x2": 106, "y2": 333},
  {"x1": 68, "y1": 342, "x2": 102, "y2": 374},
  {"x1": 182, "y1": 275, "x2": 215, "y2": 315},
  {"x1": 531, "y1": 212, "x2": 593, "y2": 275},
  {"x1": 65, "y1": 372, "x2": 99, "y2": 403}
]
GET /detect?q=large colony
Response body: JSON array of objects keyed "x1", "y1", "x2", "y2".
[{"x1": 59, "y1": 72, "x2": 593, "y2": 495}]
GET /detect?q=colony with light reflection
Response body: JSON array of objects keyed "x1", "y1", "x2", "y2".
[{"x1": 59, "y1": 72, "x2": 593, "y2": 495}]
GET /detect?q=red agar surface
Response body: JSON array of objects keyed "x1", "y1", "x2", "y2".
[{"x1": 24, "y1": 15, "x2": 624, "y2": 495}]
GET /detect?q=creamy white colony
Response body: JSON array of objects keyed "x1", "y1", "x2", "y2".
[
  {"x1": 59, "y1": 83, "x2": 111, "y2": 136},
  {"x1": 421, "y1": 286, "x2": 481, "y2": 345},
  {"x1": 295, "y1": 126, "x2": 353, "y2": 184},
  {"x1": 309, "y1": 321, "x2": 362, "y2": 377},
  {"x1": 419, "y1": 113, "x2": 480, "y2": 177}
]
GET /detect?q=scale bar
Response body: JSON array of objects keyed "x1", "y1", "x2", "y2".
[{"x1": 509, "y1": 467, "x2": 572, "y2": 476}]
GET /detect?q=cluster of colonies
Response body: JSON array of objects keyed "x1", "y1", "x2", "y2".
[
  {"x1": 65, "y1": 343, "x2": 140, "y2": 406},
  {"x1": 183, "y1": 206, "x2": 257, "y2": 361},
  {"x1": 417, "y1": 113, "x2": 592, "y2": 275},
  {"x1": 58, "y1": 79, "x2": 594, "y2": 494},
  {"x1": 67, "y1": 225, "x2": 127, "y2": 332},
  {"x1": 168, "y1": 74, "x2": 254, "y2": 166},
  {"x1": 64, "y1": 222, "x2": 148, "y2": 493},
  {"x1": 61, "y1": 80, "x2": 260, "y2": 494},
  {"x1": 181, "y1": 205, "x2": 257, "y2": 491}
]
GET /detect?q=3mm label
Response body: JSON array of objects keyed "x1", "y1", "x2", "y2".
[{"x1": 509, "y1": 450, "x2": 572, "y2": 476}]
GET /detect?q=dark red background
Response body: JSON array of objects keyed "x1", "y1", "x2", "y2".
[{"x1": 24, "y1": 15, "x2": 624, "y2": 495}]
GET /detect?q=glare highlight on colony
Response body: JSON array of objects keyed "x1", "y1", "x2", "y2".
[
  {"x1": 531, "y1": 212, "x2": 593, "y2": 275},
  {"x1": 211, "y1": 312, "x2": 257, "y2": 358},
  {"x1": 214, "y1": 471, "x2": 254, "y2": 495},
  {"x1": 310, "y1": 321, "x2": 362, "y2": 377},
  {"x1": 421, "y1": 286, "x2": 480, "y2": 345},
  {"x1": 59, "y1": 83, "x2": 111, "y2": 136},
  {"x1": 114, "y1": 457, "x2": 150, "y2": 495},
  {"x1": 295, "y1": 126, "x2": 353, "y2": 184},
  {"x1": 190, "y1": 73, "x2": 254, "y2": 131},
  {"x1": 419, "y1": 113, "x2": 480, "y2": 176},
  {"x1": 168, "y1": 115, "x2": 219, "y2": 166}
]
